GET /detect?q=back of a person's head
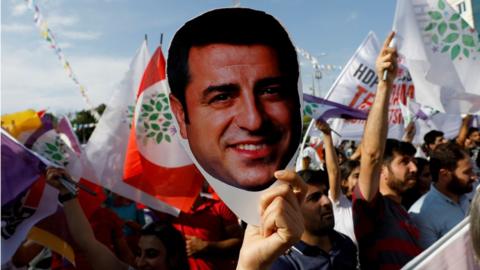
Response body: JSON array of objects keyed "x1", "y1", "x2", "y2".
[
  {"x1": 141, "y1": 222, "x2": 189, "y2": 270},
  {"x1": 168, "y1": 7, "x2": 299, "y2": 107},
  {"x1": 297, "y1": 169, "x2": 329, "y2": 188},
  {"x1": 424, "y1": 130, "x2": 444, "y2": 145},
  {"x1": 429, "y1": 142, "x2": 468, "y2": 182},
  {"x1": 383, "y1": 139, "x2": 416, "y2": 164},
  {"x1": 471, "y1": 190, "x2": 480, "y2": 262},
  {"x1": 415, "y1": 157, "x2": 429, "y2": 173}
]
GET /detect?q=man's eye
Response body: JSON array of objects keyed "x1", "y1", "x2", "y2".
[
  {"x1": 259, "y1": 86, "x2": 282, "y2": 95},
  {"x1": 209, "y1": 93, "x2": 231, "y2": 104}
]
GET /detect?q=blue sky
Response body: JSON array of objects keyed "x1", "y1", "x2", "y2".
[{"x1": 1, "y1": 0, "x2": 396, "y2": 115}]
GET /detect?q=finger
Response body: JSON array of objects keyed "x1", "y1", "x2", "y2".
[
  {"x1": 261, "y1": 196, "x2": 303, "y2": 243},
  {"x1": 259, "y1": 183, "x2": 291, "y2": 216},
  {"x1": 274, "y1": 170, "x2": 307, "y2": 205},
  {"x1": 382, "y1": 31, "x2": 395, "y2": 49}
]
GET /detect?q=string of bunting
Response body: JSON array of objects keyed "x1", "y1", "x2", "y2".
[
  {"x1": 25, "y1": 0, "x2": 100, "y2": 120},
  {"x1": 295, "y1": 47, "x2": 342, "y2": 71}
]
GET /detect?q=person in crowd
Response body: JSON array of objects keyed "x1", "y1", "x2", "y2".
[
  {"x1": 409, "y1": 142, "x2": 477, "y2": 249},
  {"x1": 402, "y1": 157, "x2": 432, "y2": 209},
  {"x1": 352, "y1": 32, "x2": 423, "y2": 269},
  {"x1": 168, "y1": 7, "x2": 302, "y2": 191},
  {"x1": 44, "y1": 167, "x2": 189, "y2": 270},
  {"x1": 270, "y1": 169, "x2": 357, "y2": 269},
  {"x1": 339, "y1": 160, "x2": 360, "y2": 202},
  {"x1": 471, "y1": 190, "x2": 480, "y2": 262},
  {"x1": 172, "y1": 181, "x2": 243, "y2": 270},
  {"x1": 421, "y1": 130, "x2": 447, "y2": 157},
  {"x1": 317, "y1": 119, "x2": 356, "y2": 244}
]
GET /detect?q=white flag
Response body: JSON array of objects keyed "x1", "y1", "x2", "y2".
[
  {"x1": 84, "y1": 40, "x2": 178, "y2": 216},
  {"x1": 393, "y1": 0, "x2": 480, "y2": 114}
]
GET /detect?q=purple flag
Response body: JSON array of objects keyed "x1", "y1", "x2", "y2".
[
  {"x1": 303, "y1": 93, "x2": 368, "y2": 121},
  {"x1": 1, "y1": 131, "x2": 46, "y2": 206}
]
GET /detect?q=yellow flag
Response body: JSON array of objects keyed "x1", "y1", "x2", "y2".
[{"x1": 1, "y1": 110, "x2": 42, "y2": 141}]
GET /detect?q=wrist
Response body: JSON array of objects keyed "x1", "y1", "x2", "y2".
[{"x1": 58, "y1": 191, "x2": 78, "y2": 204}]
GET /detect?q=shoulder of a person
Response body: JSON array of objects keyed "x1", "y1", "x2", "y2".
[{"x1": 270, "y1": 252, "x2": 297, "y2": 270}]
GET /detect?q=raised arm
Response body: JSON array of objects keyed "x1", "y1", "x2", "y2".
[
  {"x1": 455, "y1": 115, "x2": 472, "y2": 147},
  {"x1": 45, "y1": 168, "x2": 129, "y2": 270},
  {"x1": 358, "y1": 32, "x2": 397, "y2": 201},
  {"x1": 316, "y1": 120, "x2": 341, "y2": 202}
]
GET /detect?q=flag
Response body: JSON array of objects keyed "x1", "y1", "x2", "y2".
[
  {"x1": 1, "y1": 130, "x2": 58, "y2": 264},
  {"x1": 84, "y1": 41, "x2": 180, "y2": 215},
  {"x1": 393, "y1": 0, "x2": 480, "y2": 114},
  {"x1": 324, "y1": 31, "x2": 416, "y2": 140},
  {"x1": 1, "y1": 109, "x2": 42, "y2": 143},
  {"x1": 123, "y1": 46, "x2": 203, "y2": 212},
  {"x1": 303, "y1": 93, "x2": 368, "y2": 121}
]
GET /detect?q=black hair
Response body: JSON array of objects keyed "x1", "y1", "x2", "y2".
[
  {"x1": 423, "y1": 130, "x2": 444, "y2": 145},
  {"x1": 468, "y1": 127, "x2": 479, "y2": 138},
  {"x1": 340, "y1": 159, "x2": 360, "y2": 181},
  {"x1": 415, "y1": 157, "x2": 429, "y2": 174},
  {"x1": 167, "y1": 8, "x2": 300, "y2": 122},
  {"x1": 297, "y1": 169, "x2": 329, "y2": 189},
  {"x1": 383, "y1": 139, "x2": 416, "y2": 165},
  {"x1": 429, "y1": 142, "x2": 469, "y2": 182},
  {"x1": 141, "y1": 222, "x2": 189, "y2": 270}
]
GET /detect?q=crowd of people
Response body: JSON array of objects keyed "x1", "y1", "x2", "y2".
[{"x1": 3, "y1": 6, "x2": 480, "y2": 270}]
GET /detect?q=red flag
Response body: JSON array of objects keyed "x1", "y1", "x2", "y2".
[{"x1": 123, "y1": 47, "x2": 202, "y2": 212}]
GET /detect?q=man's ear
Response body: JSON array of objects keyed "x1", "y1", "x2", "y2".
[
  {"x1": 439, "y1": 168, "x2": 451, "y2": 180},
  {"x1": 169, "y1": 94, "x2": 188, "y2": 139}
]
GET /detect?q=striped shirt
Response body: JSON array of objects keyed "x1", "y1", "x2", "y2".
[{"x1": 352, "y1": 185, "x2": 422, "y2": 270}]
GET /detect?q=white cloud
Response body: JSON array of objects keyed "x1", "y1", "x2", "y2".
[
  {"x1": 345, "y1": 11, "x2": 358, "y2": 23},
  {"x1": 11, "y1": 3, "x2": 28, "y2": 16},
  {"x1": 1, "y1": 44, "x2": 130, "y2": 114},
  {"x1": 47, "y1": 14, "x2": 78, "y2": 29},
  {"x1": 61, "y1": 30, "x2": 102, "y2": 41},
  {"x1": 1, "y1": 23, "x2": 33, "y2": 33}
]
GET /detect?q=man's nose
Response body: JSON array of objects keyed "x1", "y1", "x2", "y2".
[
  {"x1": 409, "y1": 160, "x2": 417, "y2": 173},
  {"x1": 234, "y1": 91, "x2": 263, "y2": 131},
  {"x1": 319, "y1": 194, "x2": 332, "y2": 207}
]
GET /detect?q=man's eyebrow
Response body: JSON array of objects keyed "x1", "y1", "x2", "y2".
[
  {"x1": 201, "y1": 83, "x2": 238, "y2": 100},
  {"x1": 255, "y1": 76, "x2": 288, "y2": 88}
]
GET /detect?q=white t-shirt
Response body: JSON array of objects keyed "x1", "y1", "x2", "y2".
[{"x1": 329, "y1": 191, "x2": 357, "y2": 245}]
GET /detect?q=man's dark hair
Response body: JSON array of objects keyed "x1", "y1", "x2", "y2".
[
  {"x1": 383, "y1": 139, "x2": 416, "y2": 165},
  {"x1": 424, "y1": 130, "x2": 444, "y2": 145},
  {"x1": 297, "y1": 169, "x2": 329, "y2": 188},
  {"x1": 468, "y1": 127, "x2": 479, "y2": 138},
  {"x1": 340, "y1": 159, "x2": 360, "y2": 181},
  {"x1": 141, "y1": 222, "x2": 189, "y2": 270},
  {"x1": 167, "y1": 8, "x2": 299, "y2": 121},
  {"x1": 429, "y1": 142, "x2": 469, "y2": 182}
]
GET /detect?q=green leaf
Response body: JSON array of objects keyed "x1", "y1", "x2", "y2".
[
  {"x1": 46, "y1": 143, "x2": 58, "y2": 151},
  {"x1": 142, "y1": 113, "x2": 149, "y2": 117},
  {"x1": 151, "y1": 123, "x2": 160, "y2": 131},
  {"x1": 164, "y1": 113, "x2": 173, "y2": 120},
  {"x1": 438, "y1": 22, "x2": 447, "y2": 36},
  {"x1": 428, "y1": 11, "x2": 442, "y2": 20},
  {"x1": 450, "y1": 13, "x2": 460, "y2": 21},
  {"x1": 165, "y1": 135, "x2": 171, "y2": 143},
  {"x1": 44, "y1": 150, "x2": 52, "y2": 154},
  {"x1": 144, "y1": 122, "x2": 150, "y2": 129},
  {"x1": 149, "y1": 113, "x2": 159, "y2": 121},
  {"x1": 156, "y1": 133, "x2": 163, "y2": 144},
  {"x1": 432, "y1": 33, "x2": 439, "y2": 44},
  {"x1": 425, "y1": 22, "x2": 437, "y2": 31},
  {"x1": 162, "y1": 128, "x2": 167, "y2": 132},
  {"x1": 463, "y1": 48, "x2": 470, "y2": 58},
  {"x1": 449, "y1": 23, "x2": 458, "y2": 30},
  {"x1": 438, "y1": 0, "x2": 445, "y2": 9},
  {"x1": 162, "y1": 121, "x2": 170, "y2": 127},
  {"x1": 147, "y1": 132, "x2": 156, "y2": 138},
  {"x1": 443, "y1": 33, "x2": 459, "y2": 43},
  {"x1": 441, "y1": 45, "x2": 450, "y2": 52},
  {"x1": 52, "y1": 153, "x2": 63, "y2": 161},
  {"x1": 462, "y1": 35, "x2": 475, "y2": 47},
  {"x1": 164, "y1": 106, "x2": 170, "y2": 111},
  {"x1": 305, "y1": 105, "x2": 313, "y2": 116},
  {"x1": 150, "y1": 99, "x2": 155, "y2": 105},
  {"x1": 155, "y1": 101, "x2": 163, "y2": 111},
  {"x1": 451, "y1": 44, "x2": 461, "y2": 60},
  {"x1": 142, "y1": 104, "x2": 154, "y2": 112},
  {"x1": 158, "y1": 93, "x2": 166, "y2": 98},
  {"x1": 462, "y1": 20, "x2": 469, "y2": 29},
  {"x1": 162, "y1": 98, "x2": 168, "y2": 104}
]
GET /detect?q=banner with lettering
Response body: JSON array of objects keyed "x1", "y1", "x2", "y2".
[{"x1": 325, "y1": 31, "x2": 415, "y2": 141}]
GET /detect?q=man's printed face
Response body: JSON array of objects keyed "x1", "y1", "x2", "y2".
[{"x1": 171, "y1": 44, "x2": 300, "y2": 191}]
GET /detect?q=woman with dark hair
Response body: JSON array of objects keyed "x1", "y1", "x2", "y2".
[
  {"x1": 45, "y1": 167, "x2": 189, "y2": 270},
  {"x1": 340, "y1": 160, "x2": 360, "y2": 201}
]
